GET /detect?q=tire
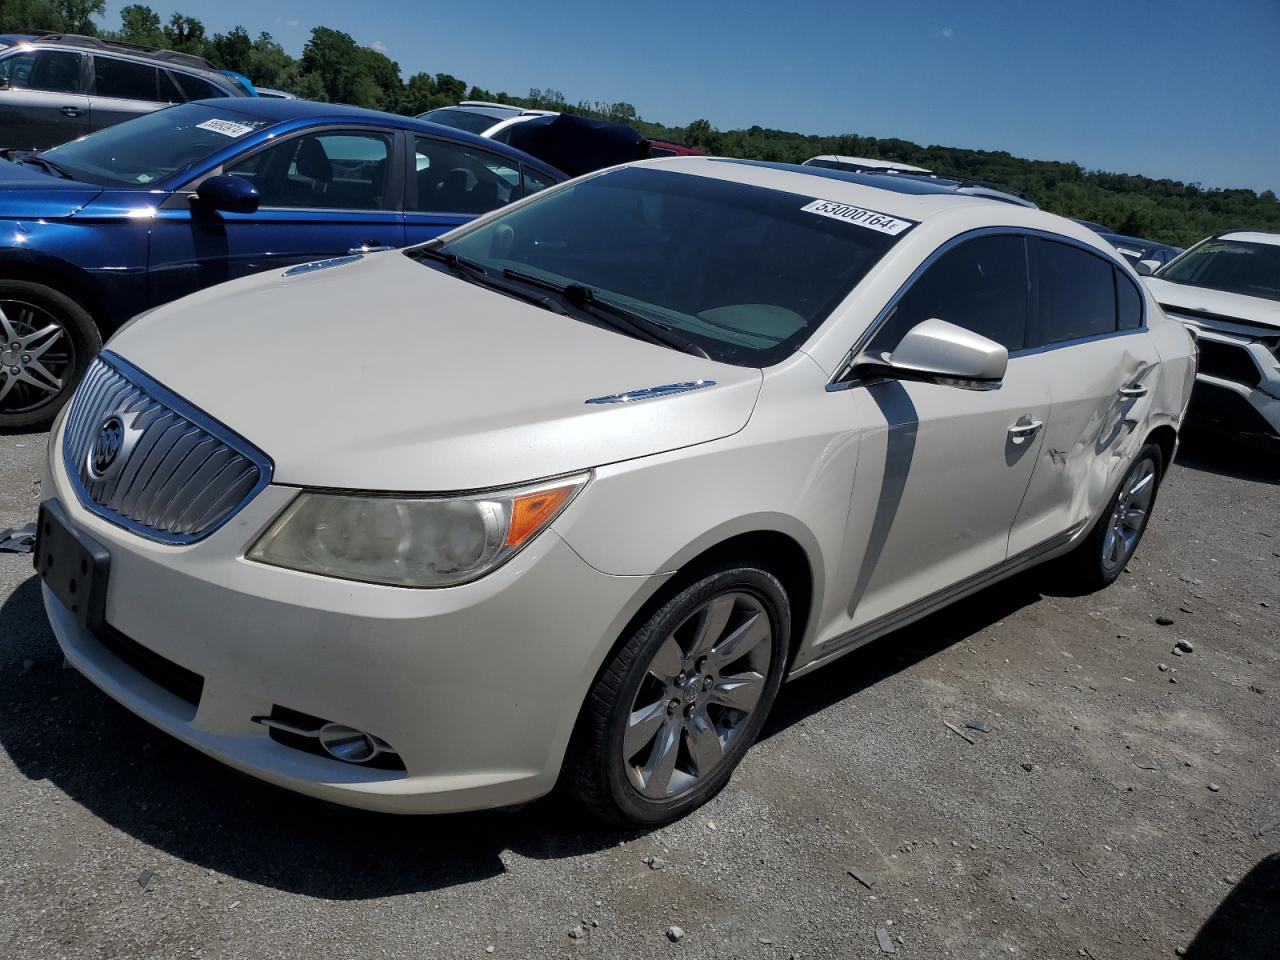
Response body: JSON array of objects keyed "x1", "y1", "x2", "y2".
[
  {"x1": 1059, "y1": 442, "x2": 1164, "y2": 592},
  {"x1": 0, "y1": 280, "x2": 101, "y2": 432},
  {"x1": 566, "y1": 564, "x2": 790, "y2": 826}
]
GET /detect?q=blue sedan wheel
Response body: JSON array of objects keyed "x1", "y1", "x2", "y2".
[{"x1": 0, "y1": 281, "x2": 101, "y2": 432}]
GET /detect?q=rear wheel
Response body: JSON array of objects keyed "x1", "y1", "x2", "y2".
[
  {"x1": 1061, "y1": 442, "x2": 1163, "y2": 591},
  {"x1": 0, "y1": 280, "x2": 100, "y2": 432},
  {"x1": 566, "y1": 564, "x2": 790, "y2": 826}
]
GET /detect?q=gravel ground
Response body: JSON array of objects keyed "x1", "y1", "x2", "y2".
[{"x1": 0, "y1": 427, "x2": 1276, "y2": 960}]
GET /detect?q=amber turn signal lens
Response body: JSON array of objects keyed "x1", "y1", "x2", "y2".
[{"x1": 505, "y1": 484, "x2": 577, "y2": 546}]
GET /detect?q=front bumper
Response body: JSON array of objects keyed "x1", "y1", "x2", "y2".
[
  {"x1": 42, "y1": 456, "x2": 663, "y2": 814},
  {"x1": 1177, "y1": 321, "x2": 1280, "y2": 439}
]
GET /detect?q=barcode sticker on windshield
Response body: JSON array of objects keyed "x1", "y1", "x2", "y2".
[
  {"x1": 196, "y1": 118, "x2": 256, "y2": 138},
  {"x1": 800, "y1": 199, "x2": 916, "y2": 235}
]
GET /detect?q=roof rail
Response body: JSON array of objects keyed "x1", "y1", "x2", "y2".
[{"x1": 37, "y1": 34, "x2": 216, "y2": 71}]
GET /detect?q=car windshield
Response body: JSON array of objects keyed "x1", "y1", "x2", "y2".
[
  {"x1": 418, "y1": 108, "x2": 498, "y2": 135},
  {"x1": 40, "y1": 103, "x2": 273, "y2": 187},
  {"x1": 1157, "y1": 238, "x2": 1280, "y2": 302},
  {"x1": 428, "y1": 166, "x2": 906, "y2": 366}
]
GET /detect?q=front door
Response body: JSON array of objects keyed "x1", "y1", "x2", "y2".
[
  {"x1": 147, "y1": 128, "x2": 406, "y2": 306},
  {"x1": 0, "y1": 49, "x2": 90, "y2": 150},
  {"x1": 841, "y1": 233, "x2": 1050, "y2": 626}
]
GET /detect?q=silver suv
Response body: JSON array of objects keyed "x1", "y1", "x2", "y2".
[{"x1": 0, "y1": 34, "x2": 248, "y2": 151}]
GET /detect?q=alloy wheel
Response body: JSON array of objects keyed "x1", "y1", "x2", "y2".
[
  {"x1": 1101, "y1": 457, "x2": 1157, "y2": 573},
  {"x1": 0, "y1": 300, "x2": 72, "y2": 414},
  {"x1": 623, "y1": 591, "x2": 773, "y2": 799}
]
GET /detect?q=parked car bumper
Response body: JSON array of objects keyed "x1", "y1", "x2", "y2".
[
  {"x1": 1174, "y1": 321, "x2": 1280, "y2": 439},
  {"x1": 42, "y1": 446, "x2": 661, "y2": 815}
]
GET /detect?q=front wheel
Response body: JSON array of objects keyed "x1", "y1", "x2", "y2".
[
  {"x1": 566, "y1": 565, "x2": 790, "y2": 826},
  {"x1": 1061, "y1": 442, "x2": 1164, "y2": 591},
  {"x1": 0, "y1": 280, "x2": 101, "y2": 432}
]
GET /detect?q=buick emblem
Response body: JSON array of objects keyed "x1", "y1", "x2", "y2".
[{"x1": 87, "y1": 414, "x2": 127, "y2": 480}]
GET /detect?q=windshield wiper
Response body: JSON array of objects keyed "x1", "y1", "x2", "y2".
[
  {"x1": 407, "y1": 246, "x2": 570, "y2": 315},
  {"x1": 500, "y1": 268, "x2": 710, "y2": 359},
  {"x1": 18, "y1": 155, "x2": 72, "y2": 179}
]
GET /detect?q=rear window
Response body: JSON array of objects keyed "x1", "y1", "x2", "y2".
[
  {"x1": 432, "y1": 166, "x2": 908, "y2": 366},
  {"x1": 93, "y1": 56, "x2": 165, "y2": 102},
  {"x1": 1034, "y1": 239, "x2": 1118, "y2": 344},
  {"x1": 171, "y1": 71, "x2": 227, "y2": 101},
  {"x1": 417, "y1": 108, "x2": 498, "y2": 135}
]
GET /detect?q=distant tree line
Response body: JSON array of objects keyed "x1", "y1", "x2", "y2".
[{"x1": 5, "y1": 0, "x2": 1278, "y2": 247}]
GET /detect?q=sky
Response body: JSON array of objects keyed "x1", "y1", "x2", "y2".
[{"x1": 100, "y1": 0, "x2": 1280, "y2": 194}]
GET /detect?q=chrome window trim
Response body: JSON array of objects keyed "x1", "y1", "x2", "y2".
[
  {"x1": 827, "y1": 226, "x2": 1144, "y2": 392},
  {"x1": 62, "y1": 351, "x2": 274, "y2": 545}
]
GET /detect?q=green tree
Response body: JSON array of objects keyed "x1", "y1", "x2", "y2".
[
  {"x1": 207, "y1": 25, "x2": 252, "y2": 75},
  {"x1": 114, "y1": 3, "x2": 164, "y2": 47},
  {"x1": 162, "y1": 12, "x2": 206, "y2": 54}
]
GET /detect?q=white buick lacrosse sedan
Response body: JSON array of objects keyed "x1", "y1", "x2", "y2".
[{"x1": 38, "y1": 158, "x2": 1196, "y2": 825}]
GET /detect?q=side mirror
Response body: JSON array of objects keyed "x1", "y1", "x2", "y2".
[
  {"x1": 0, "y1": 77, "x2": 10, "y2": 91},
  {"x1": 192, "y1": 175, "x2": 260, "y2": 214},
  {"x1": 1134, "y1": 259, "x2": 1160, "y2": 276},
  {"x1": 852, "y1": 318, "x2": 1008, "y2": 391}
]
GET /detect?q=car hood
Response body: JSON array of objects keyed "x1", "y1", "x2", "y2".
[
  {"x1": 1144, "y1": 276, "x2": 1280, "y2": 332},
  {"x1": 0, "y1": 158, "x2": 102, "y2": 218},
  {"x1": 108, "y1": 251, "x2": 763, "y2": 490}
]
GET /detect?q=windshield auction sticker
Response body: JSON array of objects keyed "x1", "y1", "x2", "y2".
[
  {"x1": 195, "y1": 118, "x2": 257, "y2": 138},
  {"x1": 801, "y1": 199, "x2": 917, "y2": 236}
]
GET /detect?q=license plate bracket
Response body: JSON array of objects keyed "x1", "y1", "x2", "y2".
[{"x1": 35, "y1": 500, "x2": 110, "y2": 633}]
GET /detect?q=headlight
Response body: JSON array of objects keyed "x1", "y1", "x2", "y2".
[{"x1": 247, "y1": 474, "x2": 588, "y2": 587}]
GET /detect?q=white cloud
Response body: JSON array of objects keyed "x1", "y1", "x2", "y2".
[
  {"x1": 939, "y1": 26, "x2": 954, "y2": 39},
  {"x1": 286, "y1": 18, "x2": 300, "y2": 27},
  {"x1": 372, "y1": 39, "x2": 388, "y2": 52}
]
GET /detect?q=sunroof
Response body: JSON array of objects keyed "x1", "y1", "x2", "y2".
[{"x1": 707, "y1": 158, "x2": 962, "y2": 197}]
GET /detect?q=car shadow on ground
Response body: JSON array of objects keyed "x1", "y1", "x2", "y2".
[
  {"x1": 1184, "y1": 853, "x2": 1280, "y2": 959},
  {"x1": 1175, "y1": 427, "x2": 1278, "y2": 486},
  {"x1": 0, "y1": 565, "x2": 1044, "y2": 900},
  {"x1": 763, "y1": 571, "x2": 1044, "y2": 739}
]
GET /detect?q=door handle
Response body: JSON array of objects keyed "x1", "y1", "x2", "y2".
[
  {"x1": 1008, "y1": 416, "x2": 1043, "y2": 442},
  {"x1": 1119, "y1": 384, "x2": 1148, "y2": 399},
  {"x1": 60, "y1": 106, "x2": 83, "y2": 117},
  {"x1": 348, "y1": 243, "x2": 394, "y2": 254}
]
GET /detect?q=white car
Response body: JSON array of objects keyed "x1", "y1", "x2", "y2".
[
  {"x1": 1141, "y1": 230, "x2": 1280, "y2": 442},
  {"x1": 417, "y1": 100, "x2": 557, "y2": 140},
  {"x1": 37, "y1": 158, "x2": 1196, "y2": 825}
]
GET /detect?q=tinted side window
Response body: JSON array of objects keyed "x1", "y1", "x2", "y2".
[
  {"x1": 0, "y1": 51, "x2": 83, "y2": 92},
  {"x1": 869, "y1": 234, "x2": 1029, "y2": 354},
  {"x1": 224, "y1": 131, "x2": 391, "y2": 210},
  {"x1": 1116, "y1": 269, "x2": 1143, "y2": 330},
  {"x1": 93, "y1": 57, "x2": 163, "y2": 101},
  {"x1": 413, "y1": 137, "x2": 519, "y2": 214},
  {"x1": 1034, "y1": 239, "x2": 1117, "y2": 344},
  {"x1": 171, "y1": 71, "x2": 226, "y2": 101},
  {"x1": 522, "y1": 167, "x2": 555, "y2": 197}
]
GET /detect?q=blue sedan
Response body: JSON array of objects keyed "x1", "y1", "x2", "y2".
[{"x1": 0, "y1": 97, "x2": 566, "y2": 428}]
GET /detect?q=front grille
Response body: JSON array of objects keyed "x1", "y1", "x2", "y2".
[
  {"x1": 61, "y1": 353, "x2": 271, "y2": 544},
  {"x1": 1196, "y1": 340, "x2": 1263, "y2": 387}
]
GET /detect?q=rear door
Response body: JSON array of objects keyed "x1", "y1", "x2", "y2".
[
  {"x1": 0, "y1": 49, "x2": 90, "y2": 149},
  {"x1": 1007, "y1": 238, "x2": 1162, "y2": 555},
  {"x1": 87, "y1": 55, "x2": 175, "y2": 131},
  {"x1": 148, "y1": 126, "x2": 406, "y2": 306},
  {"x1": 404, "y1": 135, "x2": 527, "y2": 244}
]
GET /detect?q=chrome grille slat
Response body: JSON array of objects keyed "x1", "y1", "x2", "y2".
[{"x1": 60, "y1": 354, "x2": 272, "y2": 544}]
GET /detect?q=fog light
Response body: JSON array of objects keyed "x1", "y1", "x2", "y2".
[{"x1": 318, "y1": 724, "x2": 381, "y2": 763}]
